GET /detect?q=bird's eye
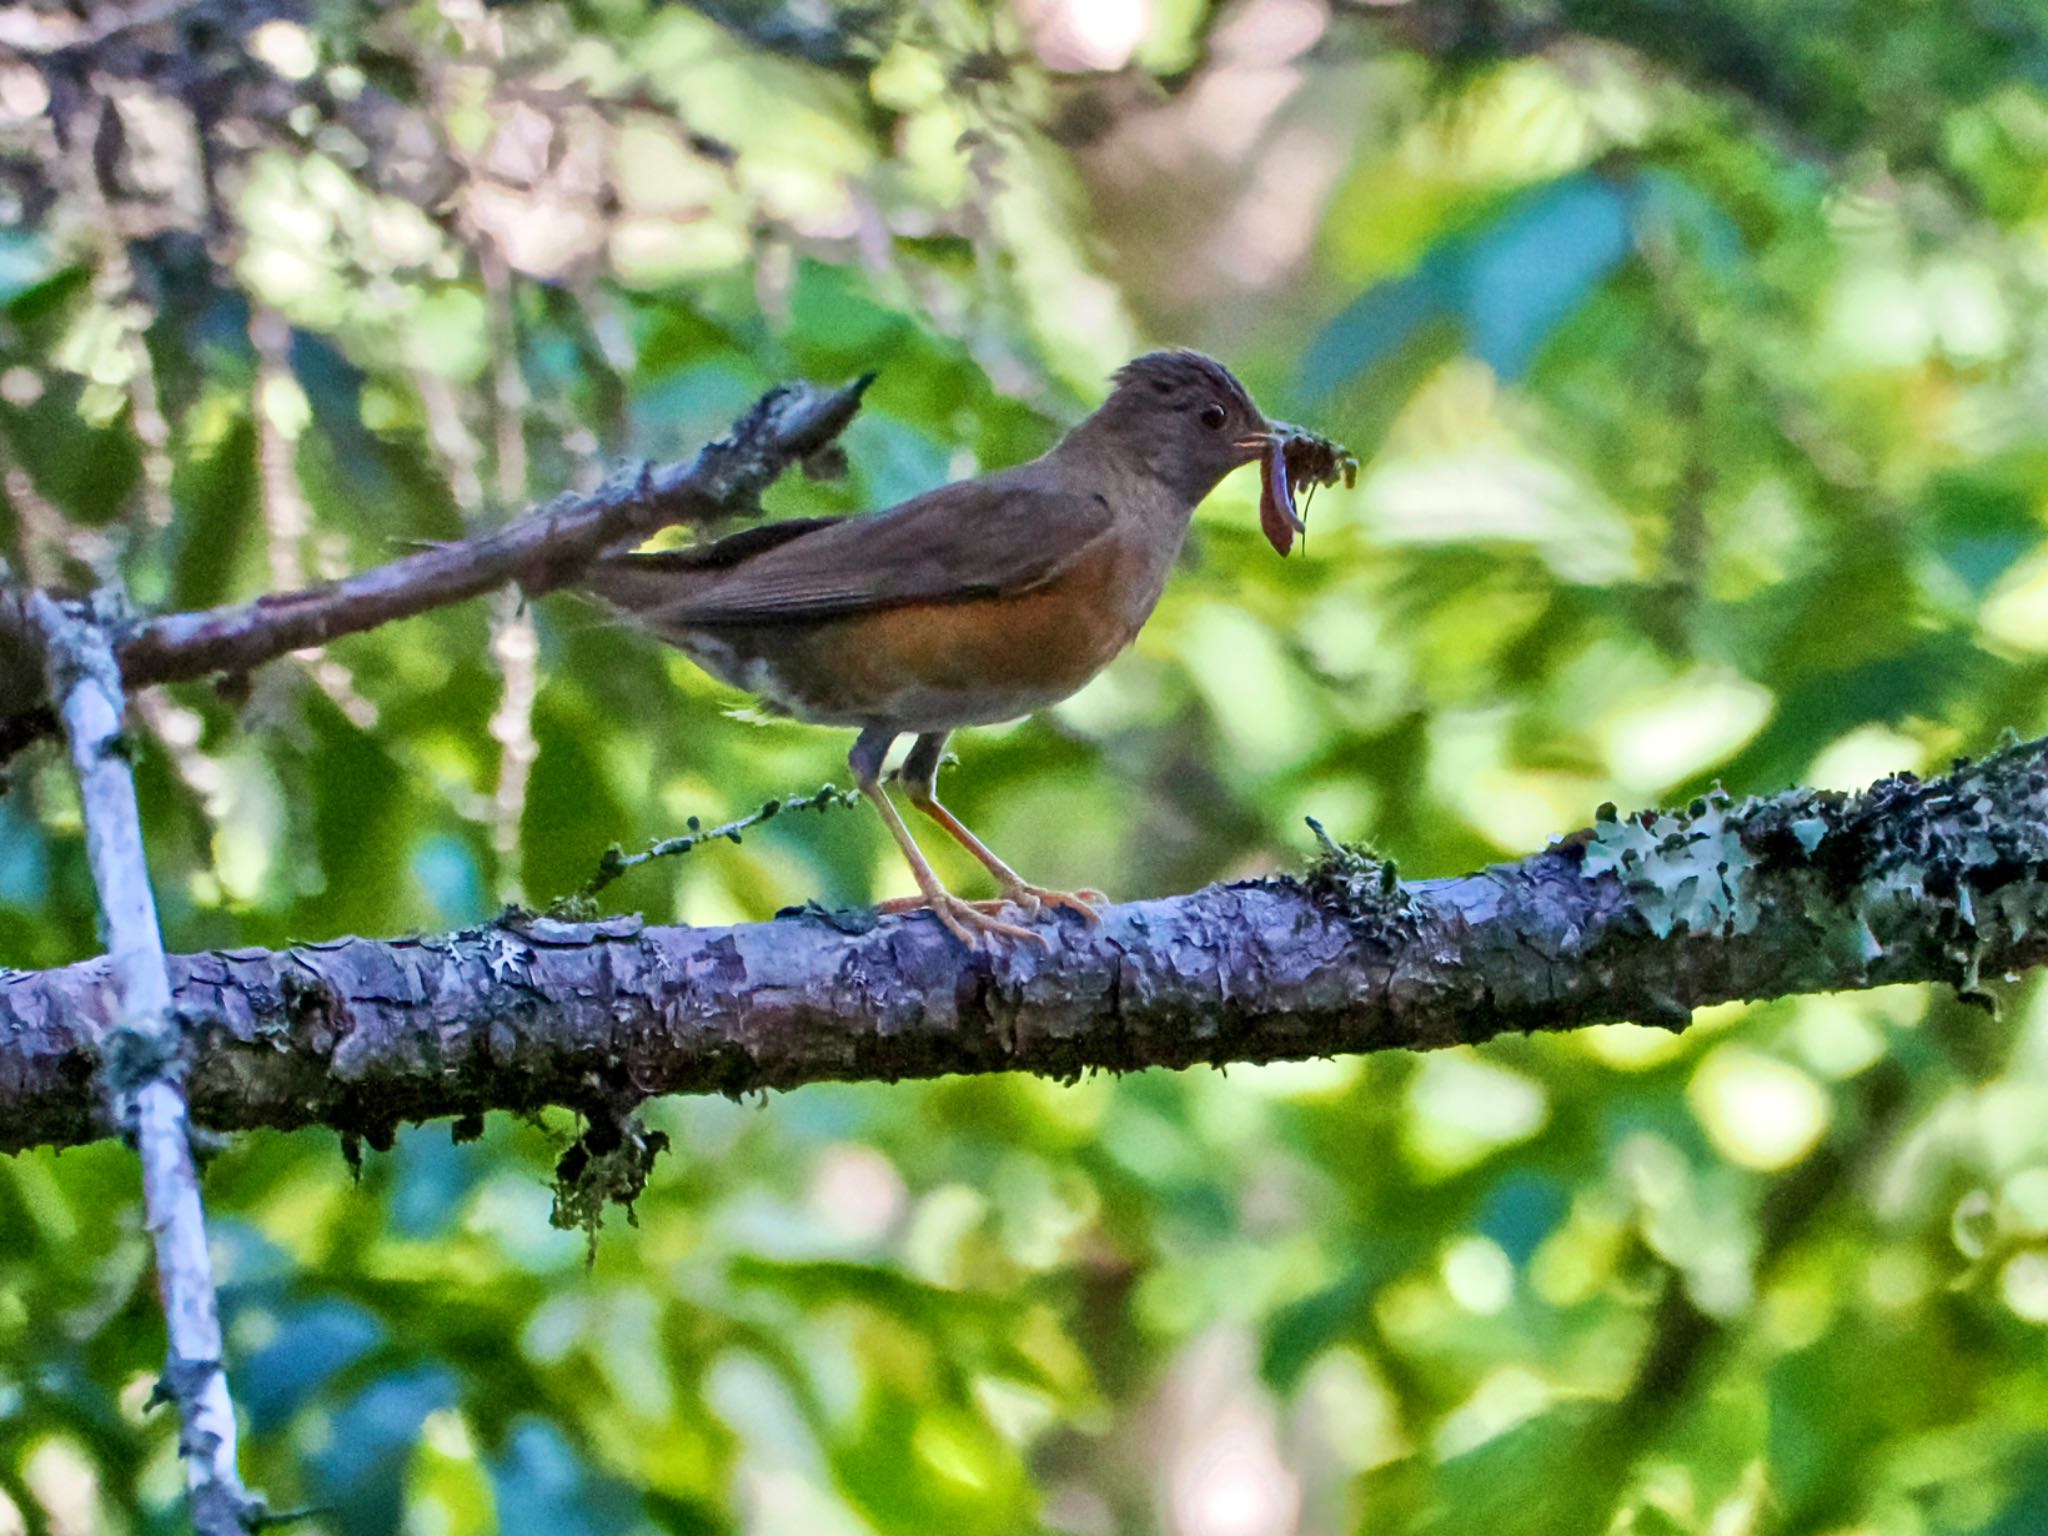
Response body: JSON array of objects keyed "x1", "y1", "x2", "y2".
[{"x1": 1199, "y1": 402, "x2": 1227, "y2": 431}]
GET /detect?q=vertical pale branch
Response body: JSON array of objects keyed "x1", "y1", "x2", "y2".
[
  {"x1": 410, "y1": 367, "x2": 503, "y2": 827},
  {"x1": 482, "y1": 245, "x2": 539, "y2": 902},
  {"x1": 124, "y1": 323, "x2": 177, "y2": 533},
  {"x1": 412, "y1": 250, "x2": 542, "y2": 900},
  {"x1": 249, "y1": 305, "x2": 310, "y2": 596},
  {"x1": 484, "y1": 246, "x2": 530, "y2": 501},
  {"x1": 249, "y1": 304, "x2": 377, "y2": 730},
  {"x1": 28, "y1": 592, "x2": 258, "y2": 1536},
  {"x1": 486, "y1": 593, "x2": 540, "y2": 898}
]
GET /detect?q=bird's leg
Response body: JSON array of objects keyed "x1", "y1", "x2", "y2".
[
  {"x1": 897, "y1": 733, "x2": 1105, "y2": 923},
  {"x1": 850, "y1": 727, "x2": 1045, "y2": 949}
]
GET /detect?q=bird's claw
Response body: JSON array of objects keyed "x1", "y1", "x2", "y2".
[
  {"x1": 997, "y1": 883, "x2": 1106, "y2": 923},
  {"x1": 876, "y1": 891, "x2": 1051, "y2": 949},
  {"x1": 875, "y1": 881, "x2": 1106, "y2": 948}
]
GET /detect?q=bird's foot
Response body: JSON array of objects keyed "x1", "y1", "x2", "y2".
[
  {"x1": 996, "y1": 882, "x2": 1107, "y2": 923},
  {"x1": 875, "y1": 891, "x2": 1051, "y2": 949}
]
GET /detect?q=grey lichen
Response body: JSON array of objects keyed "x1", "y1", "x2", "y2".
[
  {"x1": 1831, "y1": 745, "x2": 2048, "y2": 1007},
  {"x1": 1577, "y1": 737, "x2": 2048, "y2": 1014},
  {"x1": 1584, "y1": 791, "x2": 1762, "y2": 939}
]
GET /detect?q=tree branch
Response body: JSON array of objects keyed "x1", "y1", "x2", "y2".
[
  {"x1": 28, "y1": 591, "x2": 259, "y2": 1536},
  {"x1": 0, "y1": 371, "x2": 874, "y2": 741},
  {"x1": 6, "y1": 733, "x2": 2046, "y2": 1157}
]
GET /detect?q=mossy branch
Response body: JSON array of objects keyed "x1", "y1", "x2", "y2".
[
  {"x1": 579, "y1": 781, "x2": 865, "y2": 899},
  {"x1": 8, "y1": 731, "x2": 2048, "y2": 1155}
]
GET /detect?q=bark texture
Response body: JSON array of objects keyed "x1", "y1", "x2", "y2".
[{"x1": 6, "y1": 734, "x2": 2046, "y2": 1156}]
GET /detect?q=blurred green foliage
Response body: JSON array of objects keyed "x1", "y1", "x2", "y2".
[{"x1": 4, "y1": 0, "x2": 2048, "y2": 1531}]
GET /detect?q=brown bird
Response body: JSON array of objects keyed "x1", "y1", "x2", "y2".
[{"x1": 587, "y1": 351, "x2": 1298, "y2": 946}]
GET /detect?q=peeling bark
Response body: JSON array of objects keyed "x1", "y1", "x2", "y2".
[{"x1": 7, "y1": 735, "x2": 2048, "y2": 1156}]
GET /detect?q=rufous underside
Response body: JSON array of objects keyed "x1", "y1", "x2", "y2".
[{"x1": 586, "y1": 471, "x2": 1189, "y2": 733}]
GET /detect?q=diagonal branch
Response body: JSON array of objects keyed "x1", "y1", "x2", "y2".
[
  {"x1": 0, "y1": 371, "x2": 874, "y2": 742},
  {"x1": 5, "y1": 732, "x2": 2046, "y2": 1157},
  {"x1": 28, "y1": 591, "x2": 260, "y2": 1536}
]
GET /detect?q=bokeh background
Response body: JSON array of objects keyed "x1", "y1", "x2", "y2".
[{"x1": 5, "y1": 0, "x2": 2048, "y2": 1531}]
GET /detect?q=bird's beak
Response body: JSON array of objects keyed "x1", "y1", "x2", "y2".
[{"x1": 1233, "y1": 430, "x2": 1275, "y2": 467}]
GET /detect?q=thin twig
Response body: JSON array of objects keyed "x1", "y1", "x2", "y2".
[
  {"x1": 28, "y1": 589, "x2": 260, "y2": 1536},
  {"x1": 581, "y1": 781, "x2": 863, "y2": 898}
]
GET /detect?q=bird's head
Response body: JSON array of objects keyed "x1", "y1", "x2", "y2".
[{"x1": 1077, "y1": 350, "x2": 1274, "y2": 508}]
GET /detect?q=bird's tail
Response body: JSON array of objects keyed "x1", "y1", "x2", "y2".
[
  {"x1": 581, "y1": 549, "x2": 721, "y2": 616},
  {"x1": 582, "y1": 515, "x2": 847, "y2": 631}
]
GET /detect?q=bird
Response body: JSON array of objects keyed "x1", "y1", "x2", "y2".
[{"x1": 585, "y1": 350, "x2": 1290, "y2": 947}]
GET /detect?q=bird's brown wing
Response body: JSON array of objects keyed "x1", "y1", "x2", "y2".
[{"x1": 588, "y1": 468, "x2": 1114, "y2": 627}]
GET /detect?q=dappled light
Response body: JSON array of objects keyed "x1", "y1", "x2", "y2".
[{"x1": 1, "y1": 0, "x2": 2047, "y2": 1532}]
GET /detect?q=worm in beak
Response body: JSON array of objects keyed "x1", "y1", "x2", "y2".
[
  {"x1": 1243, "y1": 432, "x2": 1304, "y2": 556},
  {"x1": 1243, "y1": 425, "x2": 1359, "y2": 558}
]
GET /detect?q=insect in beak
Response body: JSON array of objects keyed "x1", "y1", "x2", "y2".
[{"x1": 1244, "y1": 424, "x2": 1359, "y2": 558}]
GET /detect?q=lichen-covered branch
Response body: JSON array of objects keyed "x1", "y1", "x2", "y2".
[
  {"x1": 6, "y1": 733, "x2": 2048, "y2": 1157},
  {"x1": 27, "y1": 592, "x2": 260, "y2": 1536},
  {"x1": 0, "y1": 372, "x2": 873, "y2": 744}
]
